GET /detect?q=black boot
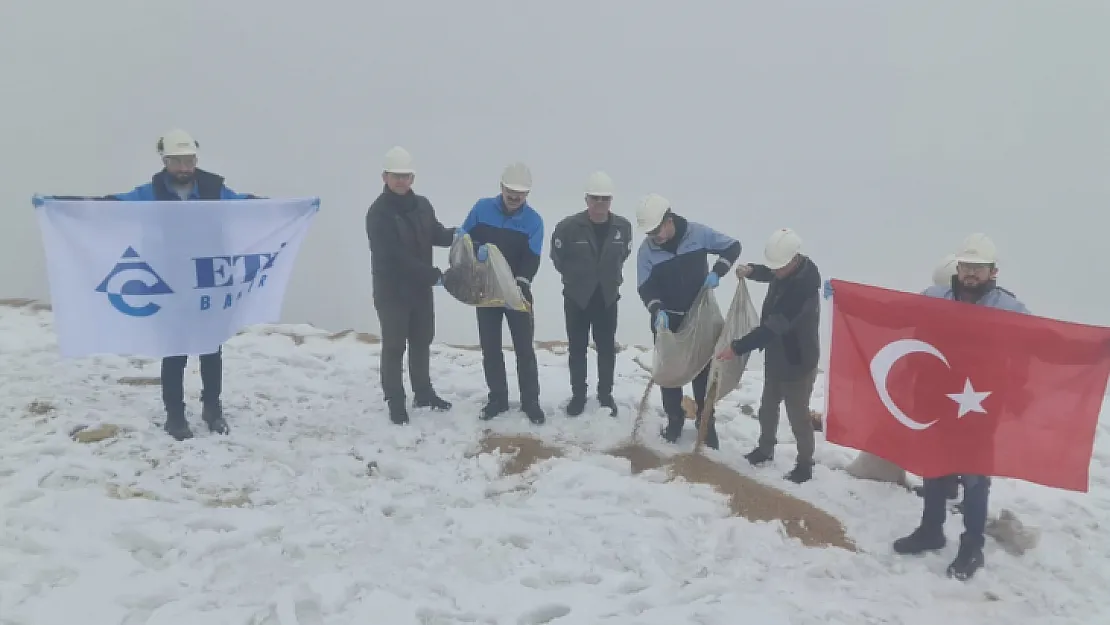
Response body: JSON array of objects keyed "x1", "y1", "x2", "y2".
[
  {"x1": 660, "y1": 416, "x2": 684, "y2": 443},
  {"x1": 522, "y1": 401, "x2": 546, "y2": 425},
  {"x1": 744, "y1": 447, "x2": 774, "y2": 466},
  {"x1": 946, "y1": 535, "x2": 985, "y2": 581},
  {"x1": 201, "y1": 401, "x2": 229, "y2": 435},
  {"x1": 893, "y1": 526, "x2": 947, "y2": 555},
  {"x1": 164, "y1": 407, "x2": 193, "y2": 441},
  {"x1": 479, "y1": 396, "x2": 510, "y2": 421},
  {"x1": 785, "y1": 460, "x2": 813, "y2": 484},
  {"x1": 387, "y1": 399, "x2": 409, "y2": 425},
  {"x1": 565, "y1": 394, "x2": 587, "y2": 417},
  {"x1": 597, "y1": 393, "x2": 618, "y2": 417},
  {"x1": 414, "y1": 393, "x2": 452, "y2": 411}
]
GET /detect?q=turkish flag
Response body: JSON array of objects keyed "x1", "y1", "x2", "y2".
[{"x1": 826, "y1": 279, "x2": 1110, "y2": 492}]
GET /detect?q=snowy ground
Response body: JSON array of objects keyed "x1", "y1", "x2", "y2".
[{"x1": 1, "y1": 304, "x2": 1108, "y2": 625}]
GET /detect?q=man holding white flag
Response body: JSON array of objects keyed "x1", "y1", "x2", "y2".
[{"x1": 33, "y1": 129, "x2": 318, "y2": 441}]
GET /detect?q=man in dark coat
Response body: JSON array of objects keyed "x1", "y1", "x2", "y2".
[
  {"x1": 718, "y1": 227, "x2": 822, "y2": 484},
  {"x1": 549, "y1": 171, "x2": 632, "y2": 416},
  {"x1": 365, "y1": 146, "x2": 457, "y2": 424}
]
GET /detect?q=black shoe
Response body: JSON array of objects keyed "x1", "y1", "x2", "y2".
[
  {"x1": 946, "y1": 536, "x2": 985, "y2": 581},
  {"x1": 893, "y1": 526, "x2": 947, "y2": 555},
  {"x1": 597, "y1": 393, "x2": 618, "y2": 417},
  {"x1": 164, "y1": 408, "x2": 193, "y2": 441},
  {"x1": 522, "y1": 401, "x2": 546, "y2": 425},
  {"x1": 660, "y1": 419, "x2": 683, "y2": 443},
  {"x1": 744, "y1": 448, "x2": 774, "y2": 466},
  {"x1": 785, "y1": 461, "x2": 813, "y2": 484},
  {"x1": 565, "y1": 394, "x2": 587, "y2": 417},
  {"x1": 414, "y1": 393, "x2": 452, "y2": 411},
  {"x1": 201, "y1": 402, "x2": 229, "y2": 435},
  {"x1": 387, "y1": 399, "x2": 409, "y2": 425},
  {"x1": 479, "y1": 397, "x2": 510, "y2": 421}
]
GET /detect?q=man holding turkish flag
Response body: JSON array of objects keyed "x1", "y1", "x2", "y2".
[{"x1": 826, "y1": 233, "x2": 1110, "y2": 581}]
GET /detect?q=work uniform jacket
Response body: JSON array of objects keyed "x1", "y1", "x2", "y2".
[{"x1": 550, "y1": 210, "x2": 633, "y2": 309}]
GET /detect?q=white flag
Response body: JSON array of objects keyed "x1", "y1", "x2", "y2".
[{"x1": 34, "y1": 196, "x2": 319, "y2": 358}]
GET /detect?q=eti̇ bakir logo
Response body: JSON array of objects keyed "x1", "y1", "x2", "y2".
[
  {"x1": 94, "y1": 247, "x2": 175, "y2": 317},
  {"x1": 94, "y1": 244, "x2": 289, "y2": 317}
]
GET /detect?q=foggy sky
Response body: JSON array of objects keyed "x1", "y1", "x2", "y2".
[{"x1": 1, "y1": 0, "x2": 1107, "y2": 358}]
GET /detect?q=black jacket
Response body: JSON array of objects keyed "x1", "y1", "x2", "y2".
[
  {"x1": 732, "y1": 255, "x2": 822, "y2": 380},
  {"x1": 550, "y1": 210, "x2": 633, "y2": 308},
  {"x1": 365, "y1": 186, "x2": 455, "y2": 302}
]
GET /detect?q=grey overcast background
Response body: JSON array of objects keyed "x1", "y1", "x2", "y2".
[{"x1": 1, "y1": 1, "x2": 1107, "y2": 359}]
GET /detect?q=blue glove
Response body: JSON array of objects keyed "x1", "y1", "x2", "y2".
[
  {"x1": 654, "y1": 311, "x2": 669, "y2": 332},
  {"x1": 822, "y1": 279, "x2": 834, "y2": 300},
  {"x1": 704, "y1": 273, "x2": 720, "y2": 289},
  {"x1": 31, "y1": 194, "x2": 47, "y2": 207},
  {"x1": 435, "y1": 274, "x2": 444, "y2": 287},
  {"x1": 476, "y1": 244, "x2": 489, "y2": 262},
  {"x1": 453, "y1": 228, "x2": 464, "y2": 242}
]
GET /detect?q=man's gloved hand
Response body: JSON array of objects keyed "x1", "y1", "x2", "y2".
[
  {"x1": 654, "y1": 310, "x2": 669, "y2": 332},
  {"x1": 704, "y1": 273, "x2": 720, "y2": 289},
  {"x1": 729, "y1": 338, "x2": 753, "y2": 356},
  {"x1": 453, "y1": 228, "x2": 464, "y2": 242},
  {"x1": 31, "y1": 194, "x2": 47, "y2": 207},
  {"x1": 823, "y1": 279, "x2": 834, "y2": 300},
  {"x1": 476, "y1": 244, "x2": 489, "y2": 262}
]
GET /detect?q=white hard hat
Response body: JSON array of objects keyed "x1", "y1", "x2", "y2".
[
  {"x1": 500, "y1": 162, "x2": 533, "y2": 193},
  {"x1": 636, "y1": 193, "x2": 670, "y2": 232},
  {"x1": 954, "y1": 233, "x2": 997, "y2": 264},
  {"x1": 383, "y1": 146, "x2": 415, "y2": 174},
  {"x1": 585, "y1": 171, "x2": 615, "y2": 197},
  {"x1": 158, "y1": 129, "x2": 198, "y2": 157},
  {"x1": 932, "y1": 253, "x2": 958, "y2": 287},
  {"x1": 764, "y1": 228, "x2": 803, "y2": 270}
]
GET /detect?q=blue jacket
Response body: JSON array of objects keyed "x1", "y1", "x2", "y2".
[
  {"x1": 458, "y1": 195, "x2": 544, "y2": 282},
  {"x1": 636, "y1": 214, "x2": 742, "y2": 319},
  {"x1": 921, "y1": 281, "x2": 1030, "y2": 314}
]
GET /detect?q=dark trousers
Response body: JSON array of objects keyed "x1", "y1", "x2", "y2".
[
  {"x1": 375, "y1": 290, "x2": 435, "y2": 403},
  {"x1": 661, "y1": 365, "x2": 711, "y2": 427},
  {"x1": 161, "y1": 346, "x2": 222, "y2": 414},
  {"x1": 565, "y1": 290, "x2": 618, "y2": 398},
  {"x1": 922, "y1": 474, "x2": 990, "y2": 550},
  {"x1": 651, "y1": 312, "x2": 711, "y2": 426},
  {"x1": 477, "y1": 306, "x2": 539, "y2": 404},
  {"x1": 756, "y1": 367, "x2": 819, "y2": 464}
]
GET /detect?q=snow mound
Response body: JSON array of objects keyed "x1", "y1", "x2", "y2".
[{"x1": 2, "y1": 302, "x2": 1109, "y2": 624}]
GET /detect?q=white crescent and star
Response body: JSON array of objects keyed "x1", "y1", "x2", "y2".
[{"x1": 868, "y1": 338, "x2": 992, "y2": 431}]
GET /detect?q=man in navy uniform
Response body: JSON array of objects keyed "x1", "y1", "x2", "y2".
[{"x1": 457, "y1": 162, "x2": 546, "y2": 424}]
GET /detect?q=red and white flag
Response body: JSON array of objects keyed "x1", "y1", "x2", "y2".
[{"x1": 825, "y1": 279, "x2": 1110, "y2": 492}]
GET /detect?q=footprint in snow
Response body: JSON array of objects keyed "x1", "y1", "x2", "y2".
[{"x1": 516, "y1": 604, "x2": 571, "y2": 625}]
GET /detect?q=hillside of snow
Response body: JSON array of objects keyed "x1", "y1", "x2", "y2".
[{"x1": 2, "y1": 302, "x2": 1109, "y2": 625}]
